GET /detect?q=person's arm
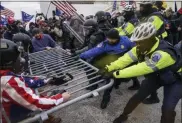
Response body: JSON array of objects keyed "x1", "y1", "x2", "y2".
[
  {"x1": 4, "y1": 76, "x2": 69, "y2": 111},
  {"x1": 123, "y1": 36, "x2": 135, "y2": 49},
  {"x1": 80, "y1": 42, "x2": 105, "y2": 60},
  {"x1": 22, "y1": 77, "x2": 47, "y2": 88},
  {"x1": 106, "y1": 47, "x2": 138, "y2": 72},
  {"x1": 113, "y1": 51, "x2": 175, "y2": 78},
  {"x1": 32, "y1": 39, "x2": 46, "y2": 52},
  {"x1": 47, "y1": 35, "x2": 56, "y2": 48}
]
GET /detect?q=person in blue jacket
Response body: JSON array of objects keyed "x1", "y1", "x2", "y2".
[
  {"x1": 32, "y1": 28, "x2": 56, "y2": 52},
  {"x1": 80, "y1": 29, "x2": 134, "y2": 60},
  {"x1": 80, "y1": 29, "x2": 140, "y2": 109}
]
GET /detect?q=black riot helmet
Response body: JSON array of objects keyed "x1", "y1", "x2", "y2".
[
  {"x1": 12, "y1": 33, "x2": 32, "y2": 53},
  {"x1": 83, "y1": 19, "x2": 98, "y2": 36},
  {"x1": 89, "y1": 15, "x2": 94, "y2": 19},
  {"x1": 0, "y1": 39, "x2": 20, "y2": 69},
  {"x1": 85, "y1": 16, "x2": 90, "y2": 20},
  {"x1": 95, "y1": 11, "x2": 107, "y2": 22}
]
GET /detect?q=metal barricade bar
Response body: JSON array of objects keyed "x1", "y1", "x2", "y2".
[
  {"x1": 18, "y1": 79, "x2": 113, "y2": 123},
  {"x1": 39, "y1": 70, "x2": 99, "y2": 94},
  {"x1": 15, "y1": 48, "x2": 113, "y2": 123}
]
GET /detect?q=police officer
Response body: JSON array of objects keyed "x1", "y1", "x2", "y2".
[
  {"x1": 73, "y1": 19, "x2": 105, "y2": 54},
  {"x1": 116, "y1": 5, "x2": 139, "y2": 37},
  {"x1": 80, "y1": 29, "x2": 140, "y2": 109},
  {"x1": 154, "y1": 1, "x2": 167, "y2": 13},
  {"x1": 139, "y1": 0, "x2": 168, "y2": 39},
  {"x1": 85, "y1": 16, "x2": 90, "y2": 20},
  {"x1": 101, "y1": 22, "x2": 182, "y2": 123},
  {"x1": 0, "y1": 39, "x2": 70, "y2": 123},
  {"x1": 95, "y1": 11, "x2": 113, "y2": 34},
  {"x1": 139, "y1": 0, "x2": 169, "y2": 104}
]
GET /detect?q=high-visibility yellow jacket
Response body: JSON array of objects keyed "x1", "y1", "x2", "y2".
[
  {"x1": 106, "y1": 38, "x2": 176, "y2": 78},
  {"x1": 115, "y1": 17, "x2": 139, "y2": 37},
  {"x1": 140, "y1": 12, "x2": 168, "y2": 39}
]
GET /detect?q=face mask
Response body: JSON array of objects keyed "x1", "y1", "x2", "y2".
[{"x1": 83, "y1": 26, "x2": 93, "y2": 36}]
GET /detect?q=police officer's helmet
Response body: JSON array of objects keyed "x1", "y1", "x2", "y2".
[
  {"x1": 130, "y1": 22, "x2": 156, "y2": 42},
  {"x1": 89, "y1": 15, "x2": 94, "y2": 19},
  {"x1": 12, "y1": 33, "x2": 32, "y2": 52},
  {"x1": 83, "y1": 19, "x2": 98, "y2": 36},
  {"x1": 124, "y1": 5, "x2": 135, "y2": 12},
  {"x1": 85, "y1": 16, "x2": 90, "y2": 20},
  {"x1": 0, "y1": 39, "x2": 20, "y2": 68},
  {"x1": 84, "y1": 19, "x2": 98, "y2": 29},
  {"x1": 95, "y1": 11, "x2": 107, "y2": 22}
]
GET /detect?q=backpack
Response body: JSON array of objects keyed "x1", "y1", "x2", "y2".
[
  {"x1": 151, "y1": 40, "x2": 182, "y2": 84},
  {"x1": 173, "y1": 41, "x2": 182, "y2": 72}
]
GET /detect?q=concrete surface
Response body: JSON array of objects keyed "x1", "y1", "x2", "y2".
[{"x1": 50, "y1": 76, "x2": 182, "y2": 123}]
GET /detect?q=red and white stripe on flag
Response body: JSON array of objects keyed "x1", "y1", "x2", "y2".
[
  {"x1": 51, "y1": 1, "x2": 71, "y2": 16},
  {"x1": 120, "y1": 1, "x2": 127, "y2": 7},
  {"x1": 64, "y1": 1, "x2": 77, "y2": 12},
  {"x1": 0, "y1": 6, "x2": 14, "y2": 17},
  {"x1": 51, "y1": 1, "x2": 77, "y2": 16}
]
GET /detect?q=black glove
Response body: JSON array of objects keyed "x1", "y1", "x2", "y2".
[
  {"x1": 98, "y1": 70, "x2": 113, "y2": 80},
  {"x1": 70, "y1": 49, "x2": 80, "y2": 57},
  {"x1": 102, "y1": 72, "x2": 114, "y2": 80},
  {"x1": 49, "y1": 73, "x2": 73, "y2": 86},
  {"x1": 70, "y1": 49, "x2": 76, "y2": 54},
  {"x1": 97, "y1": 69, "x2": 107, "y2": 75}
]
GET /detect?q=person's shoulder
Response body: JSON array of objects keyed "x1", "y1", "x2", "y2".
[
  {"x1": 31, "y1": 37, "x2": 37, "y2": 42},
  {"x1": 120, "y1": 36, "x2": 130, "y2": 42},
  {"x1": 43, "y1": 34, "x2": 51, "y2": 39},
  {"x1": 97, "y1": 41, "x2": 107, "y2": 48},
  {"x1": 43, "y1": 34, "x2": 49, "y2": 37}
]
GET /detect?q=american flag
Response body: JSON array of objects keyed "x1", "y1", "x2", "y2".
[
  {"x1": 129, "y1": 0, "x2": 137, "y2": 8},
  {"x1": 111, "y1": 0, "x2": 117, "y2": 18},
  {"x1": 51, "y1": 1, "x2": 77, "y2": 17},
  {"x1": 0, "y1": 5, "x2": 14, "y2": 17},
  {"x1": 120, "y1": 0, "x2": 127, "y2": 7},
  {"x1": 112, "y1": 0, "x2": 117, "y2": 12}
]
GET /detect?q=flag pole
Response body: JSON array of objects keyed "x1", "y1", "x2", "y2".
[
  {"x1": 64, "y1": 0, "x2": 85, "y2": 22},
  {"x1": 46, "y1": 2, "x2": 51, "y2": 18},
  {"x1": 74, "y1": 11, "x2": 85, "y2": 23}
]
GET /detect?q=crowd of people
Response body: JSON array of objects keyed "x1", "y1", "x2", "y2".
[{"x1": 0, "y1": 0, "x2": 182, "y2": 123}]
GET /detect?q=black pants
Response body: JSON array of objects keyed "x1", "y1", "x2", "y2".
[
  {"x1": 122, "y1": 75, "x2": 182, "y2": 123},
  {"x1": 102, "y1": 77, "x2": 138, "y2": 103},
  {"x1": 122, "y1": 76, "x2": 160, "y2": 115}
]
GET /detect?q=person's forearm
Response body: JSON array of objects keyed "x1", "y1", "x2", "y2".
[{"x1": 75, "y1": 46, "x2": 88, "y2": 54}]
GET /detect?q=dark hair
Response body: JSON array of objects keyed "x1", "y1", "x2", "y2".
[
  {"x1": 32, "y1": 28, "x2": 40, "y2": 36},
  {"x1": 106, "y1": 29, "x2": 120, "y2": 40}
]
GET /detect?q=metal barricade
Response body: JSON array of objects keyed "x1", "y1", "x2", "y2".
[
  {"x1": 63, "y1": 22, "x2": 84, "y2": 44},
  {"x1": 17, "y1": 47, "x2": 113, "y2": 123}
]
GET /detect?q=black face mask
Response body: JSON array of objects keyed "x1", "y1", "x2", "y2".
[
  {"x1": 140, "y1": 4, "x2": 152, "y2": 17},
  {"x1": 123, "y1": 11, "x2": 134, "y2": 21}
]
